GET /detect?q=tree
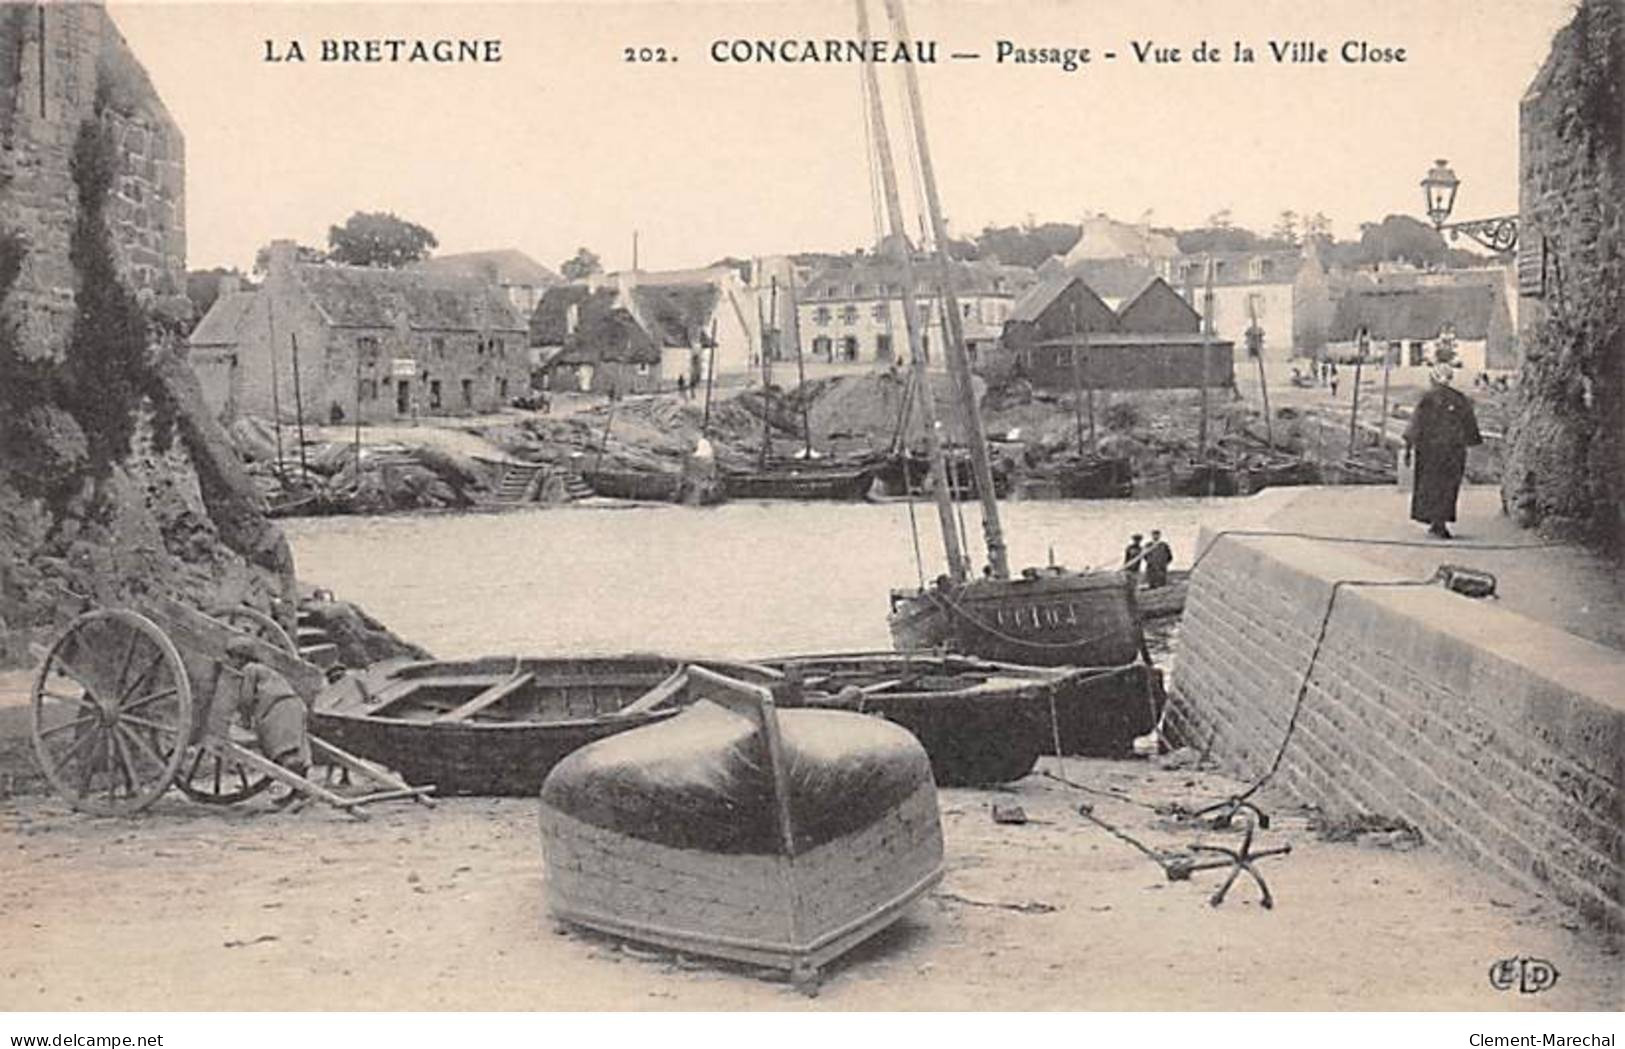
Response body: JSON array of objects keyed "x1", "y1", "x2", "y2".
[
  {"x1": 1206, "y1": 208, "x2": 1234, "y2": 229},
  {"x1": 252, "y1": 242, "x2": 327, "y2": 275},
  {"x1": 185, "y1": 267, "x2": 251, "y2": 318},
  {"x1": 1354, "y1": 214, "x2": 1449, "y2": 268},
  {"x1": 1303, "y1": 211, "x2": 1333, "y2": 241},
  {"x1": 326, "y1": 211, "x2": 438, "y2": 268},
  {"x1": 1176, "y1": 225, "x2": 1264, "y2": 254},
  {"x1": 1272, "y1": 210, "x2": 1299, "y2": 246},
  {"x1": 560, "y1": 247, "x2": 603, "y2": 281}
]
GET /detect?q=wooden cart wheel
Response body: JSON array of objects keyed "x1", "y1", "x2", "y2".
[
  {"x1": 30, "y1": 609, "x2": 193, "y2": 816},
  {"x1": 174, "y1": 605, "x2": 292, "y2": 805},
  {"x1": 214, "y1": 606, "x2": 296, "y2": 655}
]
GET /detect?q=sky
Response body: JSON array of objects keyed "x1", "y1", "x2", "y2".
[{"x1": 106, "y1": 0, "x2": 1577, "y2": 275}]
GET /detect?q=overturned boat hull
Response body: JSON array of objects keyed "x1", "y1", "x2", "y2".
[
  {"x1": 722, "y1": 464, "x2": 876, "y2": 501},
  {"x1": 539, "y1": 667, "x2": 942, "y2": 989}
]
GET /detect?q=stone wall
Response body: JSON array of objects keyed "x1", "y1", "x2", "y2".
[
  {"x1": 1167, "y1": 532, "x2": 1624, "y2": 939},
  {"x1": 0, "y1": 1, "x2": 184, "y2": 360},
  {"x1": 1505, "y1": 0, "x2": 1624, "y2": 551},
  {"x1": 0, "y1": 3, "x2": 294, "y2": 658}
]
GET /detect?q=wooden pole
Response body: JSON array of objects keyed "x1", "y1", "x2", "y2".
[
  {"x1": 856, "y1": 0, "x2": 965, "y2": 583},
  {"x1": 1198, "y1": 254, "x2": 1213, "y2": 459},
  {"x1": 354, "y1": 344, "x2": 362, "y2": 479},
  {"x1": 1249, "y1": 302, "x2": 1273, "y2": 449},
  {"x1": 1068, "y1": 301, "x2": 1085, "y2": 453},
  {"x1": 756, "y1": 296, "x2": 772, "y2": 467},
  {"x1": 289, "y1": 332, "x2": 309, "y2": 478},
  {"x1": 1377, "y1": 335, "x2": 1392, "y2": 446},
  {"x1": 884, "y1": 0, "x2": 1007, "y2": 580},
  {"x1": 266, "y1": 298, "x2": 286, "y2": 485},
  {"x1": 1347, "y1": 338, "x2": 1366, "y2": 458},
  {"x1": 787, "y1": 275, "x2": 813, "y2": 457},
  {"x1": 1084, "y1": 330, "x2": 1096, "y2": 453},
  {"x1": 701, "y1": 317, "x2": 719, "y2": 435}
]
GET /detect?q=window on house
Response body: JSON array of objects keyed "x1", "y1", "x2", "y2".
[
  {"x1": 841, "y1": 336, "x2": 859, "y2": 361},
  {"x1": 841, "y1": 305, "x2": 859, "y2": 325},
  {"x1": 498, "y1": 378, "x2": 509, "y2": 399},
  {"x1": 461, "y1": 378, "x2": 474, "y2": 408},
  {"x1": 812, "y1": 336, "x2": 832, "y2": 358},
  {"x1": 1409, "y1": 341, "x2": 1426, "y2": 366},
  {"x1": 356, "y1": 336, "x2": 380, "y2": 363},
  {"x1": 876, "y1": 333, "x2": 893, "y2": 358},
  {"x1": 852, "y1": 284, "x2": 867, "y2": 296},
  {"x1": 871, "y1": 304, "x2": 887, "y2": 322},
  {"x1": 635, "y1": 362, "x2": 651, "y2": 376},
  {"x1": 962, "y1": 302, "x2": 974, "y2": 319},
  {"x1": 814, "y1": 306, "x2": 831, "y2": 326},
  {"x1": 431, "y1": 337, "x2": 446, "y2": 359},
  {"x1": 429, "y1": 379, "x2": 443, "y2": 409}
]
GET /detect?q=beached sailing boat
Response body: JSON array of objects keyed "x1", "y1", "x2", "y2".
[{"x1": 862, "y1": 0, "x2": 1148, "y2": 671}]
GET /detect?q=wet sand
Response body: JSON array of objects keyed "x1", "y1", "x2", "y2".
[{"x1": 3, "y1": 757, "x2": 1617, "y2": 1011}]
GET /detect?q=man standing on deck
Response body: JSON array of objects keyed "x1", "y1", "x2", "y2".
[
  {"x1": 1404, "y1": 362, "x2": 1483, "y2": 539},
  {"x1": 1143, "y1": 530, "x2": 1173, "y2": 589},
  {"x1": 1123, "y1": 534, "x2": 1144, "y2": 580}
]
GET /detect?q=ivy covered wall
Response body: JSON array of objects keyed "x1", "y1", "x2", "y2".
[{"x1": 1505, "y1": 0, "x2": 1625, "y2": 553}]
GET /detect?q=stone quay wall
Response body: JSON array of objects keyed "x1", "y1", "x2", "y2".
[
  {"x1": 1167, "y1": 531, "x2": 1624, "y2": 939},
  {"x1": 0, "y1": 1, "x2": 185, "y2": 360}
]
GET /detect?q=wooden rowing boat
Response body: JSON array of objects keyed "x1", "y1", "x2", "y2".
[
  {"x1": 578, "y1": 468, "x2": 726, "y2": 505},
  {"x1": 721, "y1": 462, "x2": 877, "y2": 501},
  {"x1": 756, "y1": 651, "x2": 1155, "y2": 782},
  {"x1": 311, "y1": 654, "x2": 769, "y2": 795},
  {"x1": 539, "y1": 665, "x2": 942, "y2": 992},
  {"x1": 888, "y1": 567, "x2": 1146, "y2": 668},
  {"x1": 1133, "y1": 570, "x2": 1190, "y2": 621}
]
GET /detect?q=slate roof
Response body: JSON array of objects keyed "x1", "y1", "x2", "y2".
[
  {"x1": 1328, "y1": 284, "x2": 1500, "y2": 342},
  {"x1": 802, "y1": 257, "x2": 1034, "y2": 302},
  {"x1": 530, "y1": 285, "x2": 662, "y2": 365},
  {"x1": 188, "y1": 290, "x2": 258, "y2": 347},
  {"x1": 295, "y1": 263, "x2": 526, "y2": 332},
  {"x1": 409, "y1": 249, "x2": 561, "y2": 288},
  {"x1": 1165, "y1": 249, "x2": 1306, "y2": 287},
  {"x1": 1067, "y1": 257, "x2": 1160, "y2": 303},
  {"x1": 630, "y1": 284, "x2": 720, "y2": 348}
]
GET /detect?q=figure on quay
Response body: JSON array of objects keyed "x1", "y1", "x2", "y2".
[
  {"x1": 1143, "y1": 529, "x2": 1173, "y2": 589},
  {"x1": 1403, "y1": 362, "x2": 1483, "y2": 539},
  {"x1": 1123, "y1": 533, "x2": 1145, "y2": 579}
]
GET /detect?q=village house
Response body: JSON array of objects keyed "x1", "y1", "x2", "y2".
[
  {"x1": 1325, "y1": 278, "x2": 1516, "y2": 380},
  {"x1": 408, "y1": 249, "x2": 560, "y2": 320},
  {"x1": 530, "y1": 275, "x2": 724, "y2": 395},
  {"x1": 995, "y1": 272, "x2": 1234, "y2": 392},
  {"x1": 187, "y1": 240, "x2": 529, "y2": 423},
  {"x1": 1153, "y1": 243, "x2": 1332, "y2": 383},
  {"x1": 1059, "y1": 213, "x2": 1179, "y2": 269},
  {"x1": 794, "y1": 254, "x2": 1036, "y2": 368}
]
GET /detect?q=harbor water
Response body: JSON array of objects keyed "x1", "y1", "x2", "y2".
[{"x1": 282, "y1": 496, "x2": 1286, "y2": 660}]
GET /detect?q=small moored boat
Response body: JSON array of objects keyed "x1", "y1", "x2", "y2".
[
  {"x1": 539, "y1": 666, "x2": 943, "y2": 992},
  {"x1": 312, "y1": 654, "x2": 768, "y2": 795}
]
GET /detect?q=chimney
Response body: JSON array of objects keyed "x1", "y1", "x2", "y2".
[{"x1": 266, "y1": 239, "x2": 297, "y2": 281}]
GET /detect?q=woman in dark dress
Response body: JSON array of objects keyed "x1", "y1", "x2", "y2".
[{"x1": 1403, "y1": 362, "x2": 1482, "y2": 538}]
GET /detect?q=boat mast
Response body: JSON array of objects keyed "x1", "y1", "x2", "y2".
[
  {"x1": 855, "y1": 0, "x2": 966, "y2": 583},
  {"x1": 787, "y1": 274, "x2": 813, "y2": 458},
  {"x1": 883, "y1": 0, "x2": 1009, "y2": 580},
  {"x1": 757, "y1": 294, "x2": 772, "y2": 467}
]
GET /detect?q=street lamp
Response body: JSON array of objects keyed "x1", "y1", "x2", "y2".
[{"x1": 1419, "y1": 158, "x2": 1519, "y2": 253}]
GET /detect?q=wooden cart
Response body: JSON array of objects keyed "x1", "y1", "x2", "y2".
[{"x1": 29, "y1": 595, "x2": 434, "y2": 819}]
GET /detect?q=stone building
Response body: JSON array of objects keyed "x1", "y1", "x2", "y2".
[
  {"x1": 408, "y1": 249, "x2": 560, "y2": 320},
  {"x1": 1152, "y1": 246, "x2": 1331, "y2": 383},
  {"x1": 531, "y1": 280, "x2": 719, "y2": 395},
  {"x1": 795, "y1": 255, "x2": 1035, "y2": 368},
  {"x1": 1325, "y1": 275, "x2": 1517, "y2": 378},
  {"x1": 0, "y1": 1, "x2": 185, "y2": 358},
  {"x1": 1504, "y1": 0, "x2": 1623, "y2": 548},
  {"x1": 189, "y1": 240, "x2": 529, "y2": 423}
]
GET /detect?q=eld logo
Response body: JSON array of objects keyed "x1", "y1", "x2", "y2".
[{"x1": 1488, "y1": 956, "x2": 1560, "y2": 994}]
